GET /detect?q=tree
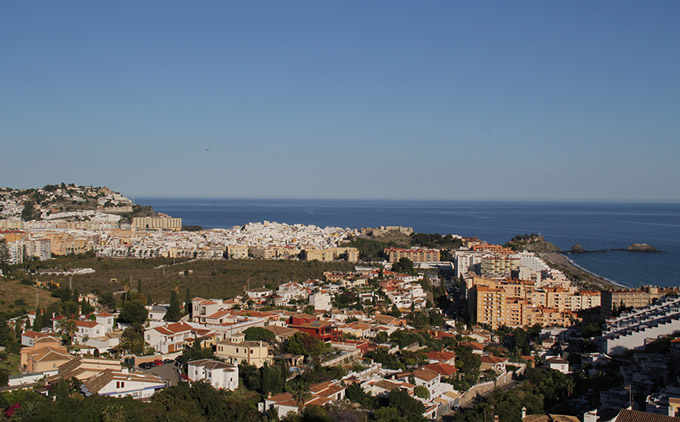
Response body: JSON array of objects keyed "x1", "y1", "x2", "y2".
[
  {"x1": 185, "y1": 288, "x2": 192, "y2": 317},
  {"x1": 117, "y1": 301, "x2": 148, "y2": 325},
  {"x1": 285, "y1": 332, "x2": 330, "y2": 357},
  {"x1": 414, "y1": 385, "x2": 429, "y2": 400},
  {"x1": 244, "y1": 327, "x2": 275, "y2": 342},
  {"x1": 57, "y1": 319, "x2": 77, "y2": 345},
  {"x1": 21, "y1": 200, "x2": 40, "y2": 221},
  {"x1": 32, "y1": 307, "x2": 42, "y2": 331},
  {"x1": 165, "y1": 291, "x2": 181, "y2": 322},
  {"x1": 0, "y1": 239, "x2": 10, "y2": 266},
  {"x1": 392, "y1": 258, "x2": 414, "y2": 274},
  {"x1": 389, "y1": 388, "x2": 425, "y2": 419}
]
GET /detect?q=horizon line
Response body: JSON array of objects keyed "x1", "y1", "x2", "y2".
[{"x1": 131, "y1": 195, "x2": 680, "y2": 204}]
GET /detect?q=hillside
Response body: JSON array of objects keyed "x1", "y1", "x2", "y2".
[{"x1": 18, "y1": 256, "x2": 355, "y2": 302}]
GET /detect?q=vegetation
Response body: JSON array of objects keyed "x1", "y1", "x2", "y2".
[
  {"x1": 0, "y1": 381, "x2": 262, "y2": 422},
  {"x1": 243, "y1": 327, "x2": 276, "y2": 342},
  {"x1": 12, "y1": 256, "x2": 354, "y2": 303}
]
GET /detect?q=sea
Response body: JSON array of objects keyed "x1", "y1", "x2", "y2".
[{"x1": 138, "y1": 198, "x2": 680, "y2": 289}]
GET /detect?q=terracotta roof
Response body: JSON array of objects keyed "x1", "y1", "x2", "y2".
[
  {"x1": 75, "y1": 320, "x2": 99, "y2": 328},
  {"x1": 424, "y1": 351, "x2": 456, "y2": 361},
  {"x1": 481, "y1": 355, "x2": 508, "y2": 364},
  {"x1": 614, "y1": 410, "x2": 680, "y2": 422},
  {"x1": 523, "y1": 415, "x2": 582, "y2": 422},
  {"x1": 424, "y1": 363, "x2": 458, "y2": 376},
  {"x1": 413, "y1": 368, "x2": 439, "y2": 382}
]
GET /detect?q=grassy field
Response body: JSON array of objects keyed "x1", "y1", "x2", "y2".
[
  {"x1": 24, "y1": 257, "x2": 356, "y2": 302},
  {"x1": 0, "y1": 278, "x2": 59, "y2": 313}
]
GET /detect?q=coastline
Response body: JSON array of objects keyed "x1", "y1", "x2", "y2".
[{"x1": 538, "y1": 252, "x2": 623, "y2": 290}]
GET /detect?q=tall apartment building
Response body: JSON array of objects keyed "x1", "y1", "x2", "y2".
[
  {"x1": 132, "y1": 217, "x2": 182, "y2": 231},
  {"x1": 24, "y1": 238, "x2": 51, "y2": 261},
  {"x1": 469, "y1": 279, "x2": 586, "y2": 329},
  {"x1": 385, "y1": 247, "x2": 440, "y2": 263},
  {"x1": 480, "y1": 256, "x2": 520, "y2": 278},
  {"x1": 472, "y1": 243, "x2": 514, "y2": 255}
]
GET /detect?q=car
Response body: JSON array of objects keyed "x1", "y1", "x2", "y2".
[
  {"x1": 139, "y1": 362, "x2": 156, "y2": 370},
  {"x1": 153, "y1": 359, "x2": 163, "y2": 366},
  {"x1": 163, "y1": 359, "x2": 173, "y2": 364}
]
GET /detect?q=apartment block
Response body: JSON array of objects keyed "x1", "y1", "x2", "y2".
[
  {"x1": 132, "y1": 217, "x2": 182, "y2": 231},
  {"x1": 385, "y1": 247, "x2": 440, "y2": 263}
]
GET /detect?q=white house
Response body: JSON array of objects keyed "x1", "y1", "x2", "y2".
[
  {"x1": 74, "y1": 321, "x2": 105, "y2": 343},
  {"x1": 545, "y1": 357, "x2": 570, "y2": 374},
  {"x1": 145, "y1": 322, "x2": 196, "y2": 354},
  {"x1": 81, "y1": 368, "x2": 165, "y2": 399},
  {"x1": 310, "y1": 292, "x2": 332, "y2": 311},
  {"x1": 277, "y1": 282, "x2": 307, "y2": 302},
  {"x1": 187, "y1": 359, "x2": 239, "y2": 391},
  {"x1": 95, "y1": 312, "x2": 116, "y2": 333}
]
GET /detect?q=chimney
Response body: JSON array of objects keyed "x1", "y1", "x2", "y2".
[
  {"x1": 584, "y1": 409, "x2": 598, "y2": 422},
  {"x1": 121, "y1": 367, "x2": 129, "y2": 375},
  {"x1": 522, "y1": 407, "x2": 527, "y2": 419}
]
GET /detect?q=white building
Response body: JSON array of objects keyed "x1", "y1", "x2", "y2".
[
  {"x1": 310, "y1": 292, "x2": 332, "y2": 311},
  {"x1": 74, "y1": 320, "x2": 105, "y2": 343},
  {"x1": 95, "y1": 312, "x2": 116, "y2": 333},
  {"x1": 187, "y1": 359, "x2": 238, "y2": 391},
  {"x1": 598, "y1": 295, "x2": 680, "y2": 355},
  {"x1": 81, "y1": 368, "x2": 165, "y2": 399}
]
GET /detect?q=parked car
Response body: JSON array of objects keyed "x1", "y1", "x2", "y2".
[
  {"x1": 139, "y1": 362, "x2": 156, "y2": 370},
  {"x1": 163, "y1": 359, "x2": 173, "y2": 364},
  {"x1": 153, "y1": 359, "x2": 163, "y2": 366}
]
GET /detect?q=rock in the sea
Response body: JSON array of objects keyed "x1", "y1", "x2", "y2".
[
  {"x1": 570, "y1": 244, "x2": 585, "y2": 253},
  {"x1": 626, "y1": 243, "x2": 658, "y2": 252}
]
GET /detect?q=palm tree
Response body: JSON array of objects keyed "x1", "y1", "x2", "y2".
[
  {"x1": 290, "y1": 386, "x2": 311, "y2": 414},
  {"x1": 57, "y1": 319, "x2": 77, "y2": 345}
]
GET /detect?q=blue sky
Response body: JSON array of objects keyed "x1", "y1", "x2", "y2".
[{"x1": 1, "y1": 1, "x2": 679, "y2": 201}]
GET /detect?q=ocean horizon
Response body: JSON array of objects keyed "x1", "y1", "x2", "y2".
[{"x1": 138, "y1": 197, "x2": 680, "y2": 289}]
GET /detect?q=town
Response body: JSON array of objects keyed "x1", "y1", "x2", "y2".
[{"x1": 0, "y1": 185, "x2": 679, "y2": 422}]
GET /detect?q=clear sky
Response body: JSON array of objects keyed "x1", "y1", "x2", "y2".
[{"x1": 1, "y1": 1, "x2": 679, "y2": 201}]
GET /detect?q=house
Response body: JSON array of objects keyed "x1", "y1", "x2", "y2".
[
  {"x1": 309, "y1": 292, "x2": 332, "y2": 311},
  {"x1": 81, "y1": 368, "x2": 165, "y2": 399},
  {"x1": 53, "y1": 357, "x2": 122, "y2": 381},
  {"x1": 288, "y1": 320, "x2": 341, "y2": 342},
  {"x1": 424, "y1": 363, "x2": 458, "y2": 378},
  {"x1": 277, "y1": 282, "x2": 307, "y2": 302},
  {"x1": 20, "y1": 338, "x2": 73, "y2": 373},
  {"x1": 21, "y1": 330, "x2": 60, "y2": 347},
  {"x1": 262, "y1": 380, "x2": 346, "y2": 419},
  {"x1": 215, "y1": 340, "x2": 272, "y2": 368},
  {"x1": 95, "y1": 312, "x2": 116, "y2": 333},
  {"x1": 188, "y1": 359, "x2": 239, "y2": 391},
  {"x1": 192, "y1": 298, "x2": 223, "y2": 322},
  {"x1": 545, "y1": 357, "x2": 570, "y2": 374},
  {"x1": 460, "y1": 341, "x2": 485, "y2": 355},
  {"x1": 145, "y1": 322, "x2": 195, "y2": 354},
  {"x1": 246, "y1": 287, "x2": 273, "y2": 300},
  {"x1": 424, "y1": 350, "x2": 456, "y2": 365},
  {"x1": 480, "y1": 355, "x2": 508, "y2": 373},
  {"x1": 147, "y1": 306, "x2": 168, "y2": 322},
  {"x1": 362, "y1": 379, "x2": 415, "y2": 397},
  {"x1": 74, "y1": 320, "x2": 105, "y2": 343}
]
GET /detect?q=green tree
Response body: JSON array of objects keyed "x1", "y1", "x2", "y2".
[
  {"x1": 244, "y1": 327, "x2": 275, "y2": 342},
  {"x1": 414, "y1": 386, "x2": 429, "y2": 399},
  {"x1": 165, "y1": 290, "x2": 181, "y2": 322},
  {"x1": 392, "y1": 258, "x2": 414, "y2": 274},
  {"x1": 185, "y1": 288, "x2": 192, "y2": 317},
  {"x1": 117, "y1": 301, "x2": 148, "y2": 325}
]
